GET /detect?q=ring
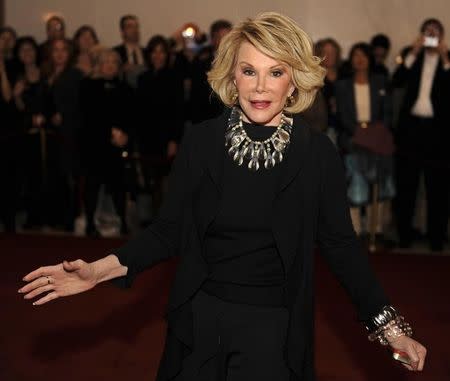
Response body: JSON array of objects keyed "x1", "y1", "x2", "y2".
[{"x1": 45, "y1": 276, "x2": 51, "y2": 285}]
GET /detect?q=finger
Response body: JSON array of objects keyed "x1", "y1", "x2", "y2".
[
  {"x1": 33, "y1": 291, "x2": 59, "y2": 306},
  {"x1": 406, "y1": 347, "x2": 420, "y2": 371},
  {"x1": 417, "y1": 347, "x2": 427, "y2": 371},
  {"x1": 402, "y1": 363, "x2": 414, "y2": 371},
  {"x1": 24, "y1": 284, "x2": 54, "y2": 300},
  {"x1": 20, "y1": 275, "x2": 50, "y2": 293},
  {"x1": 23, "y1": 266, "x2": 51, "y2": 282}
]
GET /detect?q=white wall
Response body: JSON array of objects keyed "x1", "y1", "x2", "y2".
[{"x1": 5, "y1": 0, "x2": 450, "y2": 70}]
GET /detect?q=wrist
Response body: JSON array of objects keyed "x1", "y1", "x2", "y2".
[{"x1": 91, "y1": 254, "x2": 128, "y2": 285}]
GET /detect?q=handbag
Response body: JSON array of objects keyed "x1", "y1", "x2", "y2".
[{"x1": 352, "y1": 121, "x2": 395, "y2": 156}]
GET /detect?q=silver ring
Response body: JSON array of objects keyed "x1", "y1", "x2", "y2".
[{"x1": 45, "y1": 276, "x2": 51, "y2": 285}]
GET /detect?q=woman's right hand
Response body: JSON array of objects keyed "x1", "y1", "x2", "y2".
[{"x1": 19, "y1": 259, "x2": 98, "y2": 306}]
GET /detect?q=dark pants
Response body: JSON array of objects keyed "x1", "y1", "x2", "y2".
[
  {"x1": 395, "y1": 116, "x2": 450, "y2": 249},
  {"x1": 173, "y1": 290, "x2": 290, "y2": 381}
]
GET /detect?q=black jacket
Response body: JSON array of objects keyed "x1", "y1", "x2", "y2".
[
  {"x1": 112, "y1": 109, "x2": 389, "y2": 381},
  {"x1": 335, "y1": 74, "x2": 392, "y2": 152},
  {"x1": 392, "y1": 48, "x2": 450, "y2": 152}
]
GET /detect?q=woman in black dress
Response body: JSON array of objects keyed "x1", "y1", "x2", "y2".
[
  {"x1": 20, "y1": 12, "x2": 426, "y2": 381},
  {"x1": 80, "y1": 48, "x2": 134, "y2": 236},
  {"x1": 136, "y1": 35, "x2": 185, "y2": 220}
]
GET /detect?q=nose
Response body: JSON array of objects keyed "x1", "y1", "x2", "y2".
[{"x1": 255, "y1": 74, "x2": 266, "y2": 93}]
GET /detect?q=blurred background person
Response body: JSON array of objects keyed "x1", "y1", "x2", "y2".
[
  {"x1": 0, "y1": 26, "x2": 18, "y2": 82},
  {"x1": 371, "y1": 33, "x2": 391, "y2": 78},
  {"x1": 80, "y1": 48, "x2": 134, "y2": 237},
  {"x1": 113, "y1": 14, "x2": 145, "y2": 87},
  {"x1": 392, "y1": 18, "x2": 450, "y2": 251},
  {"x1": 0, "y1": 41, "x2": 15, "y2": 232},
  {"x1": 335, "y1": 42, "x2": 394, "y2": 238},
  {"x1": 315, "y1": 38, "x2": 342, "y2": 142},
  {"x1": 11, "y1": 37, "x2": 44, "y2": 229},
  {"x1": 41, "y1": 38, "x2": 84, "y2": 231},
  {"x1": 73, "y1": 25, "x2": 99, "y2": 76},
  {"x1": 39, "y1": 15, "x2": 66, "y2": 66},
  {"x1": 135, "y1": 35, "x2": 184, "y2": 223},
  {"x1": 189, "y1": 19, "x2": 232, "y2": 123}
]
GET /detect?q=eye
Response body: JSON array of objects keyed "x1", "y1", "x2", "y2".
[
  {"x1": 271, "y1": 70, "x2": 284, "y2": 77},
  {"x1": 243, "y1": 68, "x2": 255, "y2": 76}
]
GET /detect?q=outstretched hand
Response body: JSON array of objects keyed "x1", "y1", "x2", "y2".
[{"x1": 19, "y1": 260, "x2": 98, "y2": 306}]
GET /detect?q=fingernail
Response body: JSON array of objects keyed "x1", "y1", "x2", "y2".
[
  {"x1": 32, "y1": 302, "x2": 37, "y2": 306},
  {"x1": 18, "y1": 289, "x2": 22, "y2": 293}
]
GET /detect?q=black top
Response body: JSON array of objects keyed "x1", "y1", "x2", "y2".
[
  {"x1": 201, "y1": 122, "x2": 287, "y2": 306},
  {"x1": 111, "y1": 110, "x2": 390, "y2": 381}
]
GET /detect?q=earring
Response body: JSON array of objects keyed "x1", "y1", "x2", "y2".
[
  {"x1": 285, "y1": 94, "x2": 295, "y2": 107},
  {"x1": 231, "y1": 92, "x2": 239, "y2": 104}
]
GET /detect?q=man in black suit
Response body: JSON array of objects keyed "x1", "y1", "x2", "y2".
[
  {"x1": 392, "y1": 18, "x2": 450, "y2": 251},
  {"x1": 113, "y1": 15, "x2": 145, "y2": 87}
]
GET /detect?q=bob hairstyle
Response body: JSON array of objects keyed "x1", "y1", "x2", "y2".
[
  {"x1": 208, "y1": 12, "x2": 325, "y2": 114},
  {"x1": 91, "y1": 48, "x2": 122, "y2": 78}
]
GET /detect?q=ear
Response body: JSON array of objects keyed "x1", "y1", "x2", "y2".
[{"x1": 288, "y1": 83, "x2": 296, "y2": 97}]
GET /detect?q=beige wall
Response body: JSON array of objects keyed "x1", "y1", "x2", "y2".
[{"x1": 5, "y1": 0, "x2": 450, "y2": 69}]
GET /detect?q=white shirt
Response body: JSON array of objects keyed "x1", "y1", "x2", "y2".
[
  {"x1": 125, "y1": 44, "x2": 144, "y2": 65},
  {"x1": 354, "y1": 83, "x2": 371, "y2": 122},
  {"x1": 405, "y1": 52, "x2": 439, "y2": 117}
]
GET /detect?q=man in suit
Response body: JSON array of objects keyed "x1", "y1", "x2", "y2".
[
  {"x1": 392, "y1": 18, "x2": 450, "y2": 251},
  {"x1": 113, "y1": 15, "x2": 145, "y2": 88}
]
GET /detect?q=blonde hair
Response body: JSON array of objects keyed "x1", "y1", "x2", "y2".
[
  {"x1": 208, "y1": 12, "x2": 325, "y2": 114},
  {"x1": 90, "y1": 47, "x2": 121, "y2": 78}
]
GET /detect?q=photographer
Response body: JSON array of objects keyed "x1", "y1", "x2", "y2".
[{"x1": 392, "y1": 18, "x2": 450, "y2": 251}]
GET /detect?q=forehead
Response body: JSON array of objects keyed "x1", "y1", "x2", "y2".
[
  {"x1": 124, "y1": 19, "x2": 138, "y2": 27},
  {"x1": 236, "y1": 41, "x2": 285, "y2": 67}
]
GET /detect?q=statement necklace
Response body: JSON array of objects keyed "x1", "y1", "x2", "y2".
[{"x1": 225, "y1": 106, "x2": 293, "y2": 171}]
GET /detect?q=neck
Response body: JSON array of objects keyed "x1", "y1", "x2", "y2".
[{"x1": 354, "y1": 71, "x2": 368, "y2": 83}]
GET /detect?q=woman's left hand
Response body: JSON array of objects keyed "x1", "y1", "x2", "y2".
[{"x1": 388, "y1": 335, "x2": 427, "y2": 371}]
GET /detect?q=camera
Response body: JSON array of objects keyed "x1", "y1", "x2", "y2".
[{"x1": 423, "y1": 36, "x2": 439, "y2": 48}]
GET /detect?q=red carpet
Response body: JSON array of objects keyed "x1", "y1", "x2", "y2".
[{"x1": 1, "y1": 233, "x2": 448, "y2": 380}]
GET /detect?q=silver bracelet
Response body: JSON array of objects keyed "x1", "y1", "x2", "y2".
[{"x1": 365, "y1": 305, "x2": 399, "y2": 333}]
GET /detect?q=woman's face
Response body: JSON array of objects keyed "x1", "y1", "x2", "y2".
[
  {"x1": 18, "y1": 42, "x2": 37, "y2": 65},
  {"x1": 151, "y1": 43, "x2": 168, "y2": 69},
  {"x1": 351, "y1": 48, "x2": 369, "y2": 72},
  {"x1": 78, "y1": 30, "x2": 97, "y2": 52},
  {"x1": 100, "y1": 54, "x2": 120, "y2": 79},
  {"x1": 51, "y1": 40, "x2": 70, "y2": 67},
  {"x1": 234, "y1": 41, "x2": 295, "y2": 126},
  {"x1": 322, "y1": 42, "x2": 338, "y2": 69}
]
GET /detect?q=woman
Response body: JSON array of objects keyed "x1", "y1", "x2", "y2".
[
  {"x1": 11, "y1": 37, "x2": 46, "y2": 229},
  {"x1": 42, "y1": 38, "x2": 84, "y2": 230},
  {"x1": 80, "y1": 48, "x2": 134, "y2": 236},
  {"x1": 73, "y1": 25, "x2": 99, "y2": 76},
  {"x1": 136, "y1": 35, "x2": 184, "y2": 220},
  {"x1": 315, "y1": 38, "x2": 342, "y2": 142},
  {"x1": 19, "y1": 13, "x2": 426, "y2": 381},
  {"x1": 335, "y1": 43, "x2": 395, "y2": 238}
]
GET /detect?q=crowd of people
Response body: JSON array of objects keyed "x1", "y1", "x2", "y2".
[{"x1": 0, "y1": 15, "x2": 449, "y2": 251}]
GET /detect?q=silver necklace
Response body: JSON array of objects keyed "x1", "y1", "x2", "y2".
[{"x1": 225, "y1": 106, "x2": 293, "y2": 171}]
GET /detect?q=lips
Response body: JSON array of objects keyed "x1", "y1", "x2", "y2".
[{"x1": 250, "y1": 100, "x2": 271, "y2": 109}]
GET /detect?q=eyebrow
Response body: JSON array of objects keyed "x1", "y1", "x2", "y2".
[{"x1": 238, "y1": 61, "x2": 286, "y2": 69}]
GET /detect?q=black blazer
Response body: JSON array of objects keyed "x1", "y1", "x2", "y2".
[
  {"x1": 335, "y1": 75, "x2": 392, "y2": 152},
  {"x1": 113, "y1": 44, "x2": 145, "y2": 65},
  {"x1": 112, "y1": 109, "x2": 389, "y2": 381},
  {"x1": 392, "y1": 49, "x2": 450, "y2": 127}
]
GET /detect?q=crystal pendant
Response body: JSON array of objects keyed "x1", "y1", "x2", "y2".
[
  {"x1": 248, "y1": 157, "x2": 260, "y2": 171},
  {"x1": 277, "y1": 128, "x2": 290, "y2": 143},
  {"x1": 272, "y1": 136, "x2": 286, "y2": 152},
  {"x1": 245, "y1": 142, "x2": 255, "y2": 159},
  {"x1": 228, "y1": 145, "x2": 239, "y2": 156},
  {"x1": 264, "y1": 154, "x2": 275, "y2": 169},
  {"x1": 272, "y1": 150, "x2": 283, "y2": 164}
]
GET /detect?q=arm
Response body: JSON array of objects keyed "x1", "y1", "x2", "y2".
[
  {"x1": 316, "y1": 134, "x2": 390, "y2": 322},
  {"x1": 0, "y1": 61, "x2": 12, "y2": 103}
]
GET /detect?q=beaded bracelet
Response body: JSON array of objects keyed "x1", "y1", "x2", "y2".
[{"x1": 368, "y1": 315, "x2": 413, "y2": 346}]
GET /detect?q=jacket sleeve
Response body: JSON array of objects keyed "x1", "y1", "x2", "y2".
[
  {"x1": 110, "y1": 125, "x2": 195, "y2": 288},
  {"x1": 316, "y1": 134, "x2": 390, "y2": 323}
]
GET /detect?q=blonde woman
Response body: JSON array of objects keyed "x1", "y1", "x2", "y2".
[{"x1": 19, "y1": 13, "x2": 426, "y2": 380}]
